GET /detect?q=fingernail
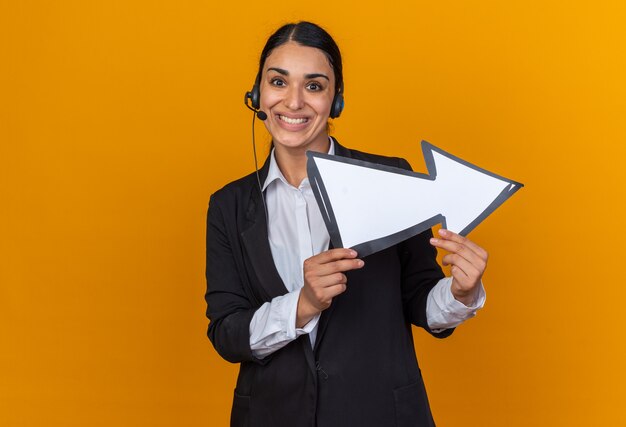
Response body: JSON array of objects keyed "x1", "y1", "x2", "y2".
[
  {"x1": 350, "y1": 250, "x2": 357, "y2": 256},
  {"x1": 357, "y1": 260, "x2": 364, "y2": 267},
  {"x1": 438, "y1": 229, "x2": 447, "y2": 236},
  {"x1": 430, "y1": 238, "x2": 438, "y2": 244}
]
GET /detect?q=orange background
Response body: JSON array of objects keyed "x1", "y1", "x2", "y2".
[{"x1": 2, "y1": 1, "x2": 625, "y2": 426}]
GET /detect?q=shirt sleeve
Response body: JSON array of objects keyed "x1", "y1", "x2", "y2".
[
  {"x1": 426, "y1": 277, "x2": 486, "y2": 332},
  {"x1": 249, "y1": 288, "x2": 321, "y2": 359}
]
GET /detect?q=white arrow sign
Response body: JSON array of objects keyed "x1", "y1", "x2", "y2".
[{"x1": 306, "y1": 141, "x2": 523, "y2": 257}]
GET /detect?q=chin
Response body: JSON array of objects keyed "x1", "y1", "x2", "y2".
[
  {"x1": 274, "y1": 138, "x2": 312, "y2": 150},
  {"x1": 273, "y1": 130, "x2": 329, "y2": 151},
  {"x1": 271, "y1": 131, "x2": 313, "y2": 149}
]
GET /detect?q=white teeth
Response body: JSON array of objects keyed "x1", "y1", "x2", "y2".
[{"x1": 279, "y1": 115, "x2": 308, "y2": 124}]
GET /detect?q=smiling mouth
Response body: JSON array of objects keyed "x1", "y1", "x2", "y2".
[{"x1": 278, "y1": 115, "x2": 309, "y2": 125}]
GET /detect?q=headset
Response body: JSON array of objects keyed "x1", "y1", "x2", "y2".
[{"x1": 244, "y1": 73, "x2": 345, "y2": 119}]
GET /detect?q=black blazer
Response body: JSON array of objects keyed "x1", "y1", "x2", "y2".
[{"x1": 205, "y1": 140, "x2": 454, "y2": 427}]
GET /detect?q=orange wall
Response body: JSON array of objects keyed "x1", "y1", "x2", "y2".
[{"x1": 2, "y1": 1, "x2": 625, "y2": 426}]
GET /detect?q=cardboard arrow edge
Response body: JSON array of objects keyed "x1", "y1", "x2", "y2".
[
  {"x1": 306, "y1": 141, "x2": 524, "y2": 258},
  {"x1": 421, "y1": 141, "x2": 524, "y2": 236}
]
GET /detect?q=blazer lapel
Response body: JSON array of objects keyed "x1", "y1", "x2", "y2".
[
  {"x1": 240, "y1": 156, "x2": 289, "y2": 301},
  {"x1": 240, "y1": 152, "x2": 317, "y2": 376}
]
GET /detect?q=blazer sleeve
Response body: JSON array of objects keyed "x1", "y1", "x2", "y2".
[
  {"x1": 205, "y1": 193, "x2": 264, "y2": 364},
  {"x1": 395, "y1": 158, "x2": 455, "y2": 339}
]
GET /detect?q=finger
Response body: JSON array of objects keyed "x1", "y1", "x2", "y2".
[
  {"x1": 441, "y1": 249, "x2": 486, "y2": 275},
  {"x1": 307, "y1": 248, "x2": 358, "y2": 265},
  {"x1": 431, "y1": 238, "x2": 486, "y2": 271},
  {"x1": 442, "y1": 254, "x2": 482, "y2": 280},
  {"x1": 450, "y1": 265, "x2": 469, "y2": 283},
  {"x1": 307, "y1": 272, "x2": 348, "y2": 289},
  {"x1": 310, "y1": 258, "x2": 365, "y2": 276},
  {"x1": 302, "y1": 282, "x2": 347, "y2": 310},
  {"x1": 437, "y1": 229, "x2": 488, "y2": 261},
  {"x1": 437, "y1": 229, "x2": 485, "y2": 258},
  {"x1": 325, "y1": 282, "x2": 348, "y2": 298}
]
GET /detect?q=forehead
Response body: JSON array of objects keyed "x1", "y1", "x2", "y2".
[{"x1": 264, "y1": 42, "x2": 334, "y2": 78}]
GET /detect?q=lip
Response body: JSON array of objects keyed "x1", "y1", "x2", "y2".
[{"x1": 274, "y1": 113, "x2": 312, "y2": 131}]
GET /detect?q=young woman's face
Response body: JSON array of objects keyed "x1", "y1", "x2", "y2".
[{"x1": 259, "y1": 41, "x2": 336, "y2": 153}]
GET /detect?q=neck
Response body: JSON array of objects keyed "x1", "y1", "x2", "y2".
[{"x1": 274, "y1": 136, "x2": 330, "y2": 187}]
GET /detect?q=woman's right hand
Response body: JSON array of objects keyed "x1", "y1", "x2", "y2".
[{"x1": 296, "y1": 248, "x2": 364, "y2": 327}]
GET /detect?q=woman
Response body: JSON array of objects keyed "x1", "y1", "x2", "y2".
[{"x1": 206, "y1": 21, "x2": 487, "y2": 427}]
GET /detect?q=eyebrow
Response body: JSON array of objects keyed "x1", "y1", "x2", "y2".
[{"x1": 266, "y1": 67, "x2": 330, "y2": 81}]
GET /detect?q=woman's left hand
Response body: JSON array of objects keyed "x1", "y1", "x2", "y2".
[{"x1": 430, "y1": 229, "x2": 488, "y2": 306}]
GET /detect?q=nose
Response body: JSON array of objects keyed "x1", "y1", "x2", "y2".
[{"x1": 284, "y1": 85, "x2": 304, "y2": 110}]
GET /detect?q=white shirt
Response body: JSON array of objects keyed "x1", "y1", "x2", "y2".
[{"x1": 249, "y1": 138, "x2": 486, "y2": 359}]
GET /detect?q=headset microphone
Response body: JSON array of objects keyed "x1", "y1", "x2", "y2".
[{"x1": 244, "y1": 90, "x2": 267, "y2": 120}]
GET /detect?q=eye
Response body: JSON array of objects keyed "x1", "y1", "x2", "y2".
[
  {"x1": 270, "y1": 78, "x2": 286, "y2": 87},
  {"x1": 306, "y1": 82, "x2": 323, "y2": 91}
]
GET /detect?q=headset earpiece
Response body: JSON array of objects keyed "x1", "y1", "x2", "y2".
[
  {"x1": 244, "y1": 85, "x2": 260, "y2": 110},
  {"x1": 248, "y1": 82, "x2": 260, "y2": 110},
  {"x1": 248, "y1": 72, "x2": 261, "y2": 110},
  {"x1": 244, "y1": 73, "x2": 266, "y2": 120},
  {"x1": 330, "y1": 86, "x2": 344, "y2": 119}
]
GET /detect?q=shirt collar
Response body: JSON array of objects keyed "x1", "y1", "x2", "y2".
[{"x1": 262, "y1": 137, "x2": 336, "y2": 191}]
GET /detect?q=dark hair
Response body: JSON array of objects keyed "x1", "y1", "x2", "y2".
[{"x1": 256, "y1": 21, "x2": 343, "y2": 96}]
